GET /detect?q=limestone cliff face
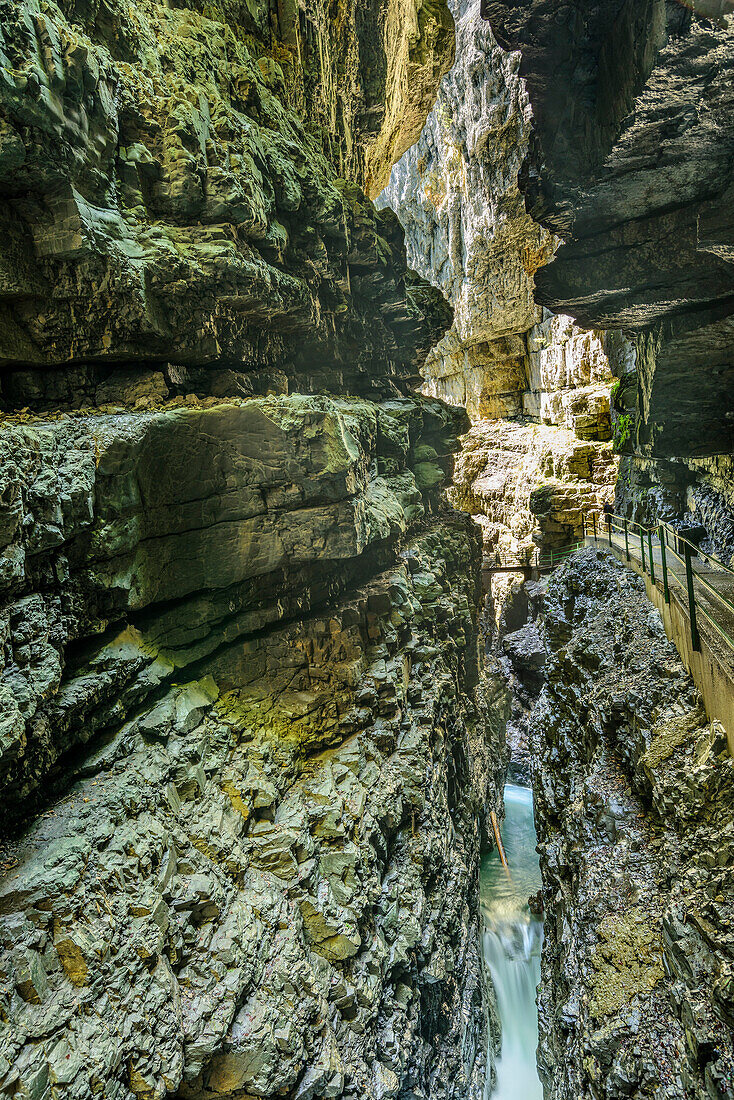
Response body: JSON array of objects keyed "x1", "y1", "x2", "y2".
[
  {"x1": 481, "y1": 0, "x2": 734, "y2": 547},
  {"x1": 0, "y1": 0, "x2": 450, "y2": 390},
  {"x1": 0, "y1": 494, "x2": 507, "y2": 1098},
  {"x1": 378, "y1": 0, "x2": 619, "y2": 589},
  {"x1": 378, "y1": 0, "x2": 553, "y2": 414},
  {"x1": 450, "y1": 316, "x2": 617, "y2": 564},
  {"x1": 531, "y1": 548, "x2": 734, "y2": 1100},
  {"x1": 0, "y1": 393, "x2": 462, "y2": 811},
  {"x1": 0, "y1": 389, "x2": 511, "y2": 1096}
]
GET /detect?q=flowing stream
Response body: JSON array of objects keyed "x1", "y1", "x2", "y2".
[{"x1": 480, "y1": 784, "x2": 543, "y2": 1100}]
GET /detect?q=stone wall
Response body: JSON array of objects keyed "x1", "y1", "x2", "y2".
[
  {"x1": 378, "y1": 0, "x2": 553, "y2": 413},
  {"x1": 0, "y1": 392, "x2": 461, "y2": 814},
  {"x1": 0, "y1": 373, "x2": 514, "y2": 1097}
]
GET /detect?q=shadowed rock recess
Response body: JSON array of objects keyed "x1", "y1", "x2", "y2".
[
  {"x1": 482, "y1": 0, "x2": 734, "y2": 560},
  {"x1": 0, "y1": 0, "x2": 514, "y2": 1096}
]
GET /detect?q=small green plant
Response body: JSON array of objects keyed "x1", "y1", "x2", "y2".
[{"x1": 614, "y1": 413, "x2": 632, "y2": 451}]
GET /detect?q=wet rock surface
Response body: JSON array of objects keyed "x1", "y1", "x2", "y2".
[
  {"x1": 0, "y1": 0, "x2": 451, "y2": 390},
  {"x1": 532, "y1": 547, "x2": 734, "y2": 1100},
  {"x1": 0, "y1": 391, "x2": 469, "y2": 823},
  {"x1": 378, "y1": 0, "x2": 554, "y2": 414}
]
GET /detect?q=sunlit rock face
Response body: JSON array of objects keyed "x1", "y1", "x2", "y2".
[
  {"x1": 379, "y1": 1, "x2": 619, "y2": 576},
  {"x1": 378, "y1": 0, "x2": 554, "y2": 397},
  {"x1": 451, "y1": 316, "x2": 617, "y2": 568}
]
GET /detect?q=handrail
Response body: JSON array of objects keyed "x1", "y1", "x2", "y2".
[
  {"x1": 537, "y1": 541, "x2": 584, "y2": 568},
  {"x1": 612, "y1": 516, "x2": 734, "y2": 616},
  {"x1": 660, "y1": 540, "x2": 734, "y2": 615},
  {"x1": 583, "y1": 509, "x2": 734, "y2": 659}
]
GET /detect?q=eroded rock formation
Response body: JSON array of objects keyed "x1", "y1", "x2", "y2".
[
  {"x1": 532, "y1": 548, "x2": 734, "y2": 1099},
  {"x1": 378, "y1": 0, "x2": 553, "y2": 417},
  {"x1": 0, "y1": 387, "x2": 512, "y2": 1097},
  {"x1": 0, "y1": 0, "x2": 451, "y2": 388},
  {"x1": 0, "y1": 494, "x2": 507, "y2": 1097},
  {"x1": 0, "y1": 0, "x2": 516, "y2": 1096},
  {"x1": 379, "y1": 0, "x2": 619, "y2": 584},
  {"x1": 481, "y1": 0, "x2": 734, "y2": 552},
  {"x1": 451, "y1": 315, "x2": 617, "y2": 564}
]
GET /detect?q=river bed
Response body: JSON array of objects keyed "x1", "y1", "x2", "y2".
[{"x1": 480, "y1": 783, "x2": 543, "y2": 1100}]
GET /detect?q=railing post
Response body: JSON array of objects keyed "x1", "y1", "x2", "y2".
[
  {"x1": 659, "y1": 524, "x2": 670, "y2": 604},
  {"x1": 648, "y1": 530, "x2": 656, "y2": 584},
  {"x1": 608, "y1": 516, "x2": 612, "y2": 547},
  {"x1": 641, "y1": 529, "x2": 646, "y2": 574},
  {"x1": 593, "y1": 514, "x2": 597, "y2": 542},
  {"x1": 624, "y1": 518, "x2": 630, "y2": 562},
  {"x1": 582, "y1": 514, "x2": 585, "y2": 539},
  {"x1": 684, "y1": 544, "x2": 701, "y2": 651}
]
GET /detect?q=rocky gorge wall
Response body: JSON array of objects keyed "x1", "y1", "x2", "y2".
[
  {"x1": 0, "y1": 0, "x2": 516, "y2": 1096},
  {"x1": 378, "y1": 0, "x2": 620, "y2": 651},
  {"x1": 481, "y1": 0, "x2": 734, "y2": 561},
  {"x1": 0, "y1": 480, "x2": 508, "y2": 1098},
  {"x1": 0, "y1": 0, "x2": 452, "y2": 392},
  {"x1": 530, "y1": 548, "x2": 734, "y2": 1100}
]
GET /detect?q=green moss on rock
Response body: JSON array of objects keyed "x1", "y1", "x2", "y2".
[{"x1": 590, "y1": 908, "x2": 664, "y2": 1019}]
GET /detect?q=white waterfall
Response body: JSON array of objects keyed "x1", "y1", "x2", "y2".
[{"x1": 481, "y1": 784, "x2": 543, "y2": 1100}]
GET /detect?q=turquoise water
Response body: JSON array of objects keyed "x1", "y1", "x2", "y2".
[{"x1": 480, "y1": 784, "x2": 543, "y2": 1100}]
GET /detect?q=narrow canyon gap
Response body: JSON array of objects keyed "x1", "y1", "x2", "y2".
[{"x1": 0, "y1": 2, "x2": 733, "y2": 1100}]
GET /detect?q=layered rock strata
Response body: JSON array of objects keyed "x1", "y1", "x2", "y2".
[
  {"x1": 0, "y1": 392, "x2": 463, "y2": 816},
  {"x1": 532, "y1": 548, "x2": 734, "y2": 1100},
  {"x1": 481, "y1": 0, "x2": 734, "y2": 541},
  {"x1": 0, "y1": 0, "x2": 450, "y2": 391},
  {"x1": 447, "y1": 314, "x2": 618, "y2": 674},
  {"x1": 0, "y1": 390, "x2": 510, "y2": 1097},
  {"x1": 451, "y1": 315, "x2": 617, "y2": 561},
  {"x1": 378, "y1": 0, "x2": 553, "y2": 419}
]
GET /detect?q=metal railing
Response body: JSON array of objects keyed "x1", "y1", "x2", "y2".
[
  {"x1": 536, "y1": 542, "x2": 584, "y2": 570},
  {"x1": 582, "y1": 511, "x2": 734, "y2": 658}
]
